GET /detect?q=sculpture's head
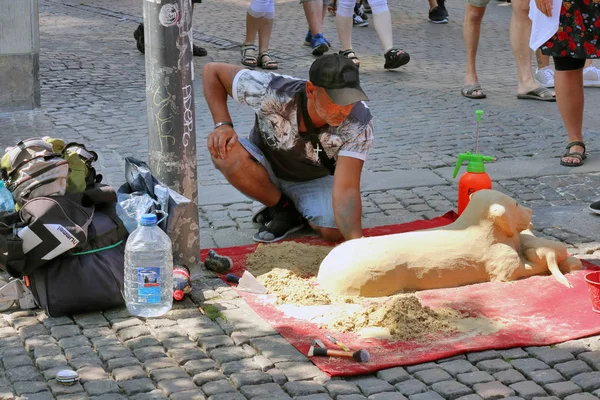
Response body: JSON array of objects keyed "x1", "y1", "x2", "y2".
[{"x1": 467, "y1": 190, "x2": 533, "y2": 237}]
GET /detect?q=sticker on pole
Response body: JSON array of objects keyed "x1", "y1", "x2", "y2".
[{"x1": 158, "y1": 4, "x2": 180, "y2": 27}]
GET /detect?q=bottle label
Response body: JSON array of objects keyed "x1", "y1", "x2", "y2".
[{"x1": 137, "y1": 267, "x2": 161, "y2": 304}]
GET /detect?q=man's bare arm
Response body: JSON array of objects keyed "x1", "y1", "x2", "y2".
[
  {"x1": 333, "y1": 156, "x2": 364, "y2": 240},
  {"x1": 202, "y1": 63, "x2": 244, "y2": 125}
]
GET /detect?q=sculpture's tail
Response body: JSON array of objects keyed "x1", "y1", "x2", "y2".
[{"x1": 546, "y1": 252, "x2": 573, "y2": 288}]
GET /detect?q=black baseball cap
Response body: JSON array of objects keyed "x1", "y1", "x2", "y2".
[{"x1": 309, "y1": 54, "x2": 369, "y2": 106}]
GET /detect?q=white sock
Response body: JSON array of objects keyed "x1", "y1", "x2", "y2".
[{"x1": 373, "y1": 10, "x2": 393, "y2": 52}]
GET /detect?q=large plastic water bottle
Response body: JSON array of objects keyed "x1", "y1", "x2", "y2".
[
  {"x1": 0, "y1": 181, "x2": 15, "y2": 213},
  {"x1": 124, "y1": 213, "x2": 173, "y2": 317}
]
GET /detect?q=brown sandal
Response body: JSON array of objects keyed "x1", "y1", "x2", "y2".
[
  {"x1": 339, "y1": 49, "x2": 360, "y2": 67},
  {"x1": 258, "y1": 53, "x2": 278, "y2": 70},
  {"x1": 241, "y1": 44, "x2": 257, "y2": 67}
]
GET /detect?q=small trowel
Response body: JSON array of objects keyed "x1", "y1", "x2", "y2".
[{"x1": 226, "y1": 271, "x2": 267, "y2": 294}]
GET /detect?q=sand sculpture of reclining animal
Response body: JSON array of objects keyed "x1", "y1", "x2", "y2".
[{"x1": 317, "y1": 190, "x2": 582, "y2": 297}]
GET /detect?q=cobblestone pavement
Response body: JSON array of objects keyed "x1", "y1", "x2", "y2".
[{"x1": 1, "y1": 0, "x2": 600, "y2": 398}]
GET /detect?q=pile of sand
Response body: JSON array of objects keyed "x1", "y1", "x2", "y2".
[{"x1": 245, "y1": 242, "x2": 496, "y2": 341}]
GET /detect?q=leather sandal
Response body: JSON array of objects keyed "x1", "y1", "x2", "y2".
[
  {"x1": 560, "y1": 141, "x2": 586, "y2": 167},
  {"x1": 384, "y1": 48, "x2": 410, "y2": 69},
  {"x1": 241, "y1": 44, "x2": 257, "y2": 67},
  {"x1": 258, "y1": 53, "x2": 278, "y2": 70},
  {"x1": 339, "y1": 49, "x2": 360, "y2": 67}
]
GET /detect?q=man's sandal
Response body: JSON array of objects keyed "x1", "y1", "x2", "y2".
[
  {"x1": 241, "y1": 44, "x2": 257, "y2": 67},
  {"x1": 258, "y1": 53, "x2": 278, "y2": 70},
  {"x1": 339, "y1": 49, "x2": 360, "y2": 67},
  {"x1": 384, "y1": 49, "x2": 410, "y2": 69},
  {"x1": 461, "y1": 84, "x2": 487, "y2": 99},
  {"x1": 560, "y1": 141, "x2": 587, "y2": 167}
]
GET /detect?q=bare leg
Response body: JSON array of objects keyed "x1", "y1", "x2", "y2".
[
  {"x1": 257, "y1": 17, "x2": 274, "y2": 54},
  {"x1": 555, "y1": 68, "x2": 585, "y2": 165},
  {"x1": 463, "y1": 4, "x2": 486, "y2": 96},
  {"x1": 309, "y1": 222, "x2": 343, "y2": 241},
  {"x1": 212, "y1": 142, "x2": 280, "y2": 206},
  {"x1": 511, "y1": 0, "x2": 554, "y2": 95},
  {"x1": 428, "y1": 0, "x2": 437, "y2": 8},
  {"x1": 244, "y1": 13, "x2": 261, "y2": 46},
  {"x1": 535, "y1": 49, "x2": 550, "y2": 68},
  {"x1": 336, "y1": 13, "x2": 353, "y2": 50},
  {"x1": 304, "y1": 1, "x2": 325, "y2": 35}
]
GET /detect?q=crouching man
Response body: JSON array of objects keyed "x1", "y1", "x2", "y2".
[{"x1": 202, "y1": 54, "x2": 373, "y2": 243}]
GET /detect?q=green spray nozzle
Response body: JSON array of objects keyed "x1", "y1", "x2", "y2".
[
  {"x1": 453, "y1": 152, "x2": 495, "y2": 178},
  {"x1": 475, "y1": 110, "x2": 484, "y2": 121}
]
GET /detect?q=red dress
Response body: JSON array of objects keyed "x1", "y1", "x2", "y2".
[{"x1": 540, "y1": 0, "x2": 600, "y2": 58}]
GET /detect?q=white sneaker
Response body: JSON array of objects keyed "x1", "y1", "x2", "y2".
[
  {"x1": 583, "y1": 65, "x2": 600, "y2": 87},
  {"x1": 534, "y1": 66, "x2": 555, "y2": 88}
]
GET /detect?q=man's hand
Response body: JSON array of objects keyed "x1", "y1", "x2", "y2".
[
  {"x1": 535, "y1": 0, "x2": 552, "y2": 17},
  {"x1": 207, "y1": 125, "x2": 238, "y2": 160}
]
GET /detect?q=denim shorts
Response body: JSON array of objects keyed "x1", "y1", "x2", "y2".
[{"x1": 239, "y1": 137, "x2": 337, "y2": 229}]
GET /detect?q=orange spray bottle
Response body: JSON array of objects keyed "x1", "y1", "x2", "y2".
[{"x1": 452, "y1": 110, "x2": 495, "y2": 215}]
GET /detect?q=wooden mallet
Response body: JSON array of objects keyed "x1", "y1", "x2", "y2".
[{"x1": 308, "y1": 339, "x2": 370, "y2": 363}]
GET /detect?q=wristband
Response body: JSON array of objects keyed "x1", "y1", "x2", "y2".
[{"x1": 214, "y1": 121, "x2": 234, "y2": 130}]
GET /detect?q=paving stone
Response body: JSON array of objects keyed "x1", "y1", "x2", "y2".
[
  {"x1": 83, "y1": 328, "x2": 113, "y2": 339},
  {"x1": 229, "y1": 370, "x2": 272, "y2": 388},
  {"x1": 284, "y1": 381, "x2": 328, "y2": 397},
  {"x1": 83, "y1": 380, "x2": 121, "y2": 396},
  {"x1": 395, "y1": 379, "x2": 428, "y2": 396},
  {"x1": 196, "y1": 335, "x2": 234, "y2": 352},
  {"x1": 206, "y1": 393, "x2": 246, "y2": 400},
  {"x1": 570, "y1": 371, "x2": 600, "y2": 391},
  {"x1": 90, "y1": 337, "x2": 120, "y2": 349},
  {"x1": 25, "y1": 336, "x2": 58, "y2": 352},
  {"x1": 563, "y1": 394, "x2": 598, "y2": 400},
  {"x1": 144, "y1": 358, "x2": 180, "y2": 372},
  {"x1": 48, "y1": 381, "x2": 84, "y2": 396},
  {"x1": 133, "y1": 346, "x2": 167, "y2": 362},
  {"x1": 468, "y1": 352, "x2": 502, "y2": 364},
  {"x1": 161, "y1": 337, "x2": 196, "y2": 350},
  {"x1": 325, "y1": 380, "x2": 361, "y2": 397},
  {"x1": 527, "y1": 349, "x2": 575, "y2": 367},
  {"x1": 150, "y1": 367, "x2": 189, "y2": 382},
  {"x1": 98, "y1": 345, "x2": 133, "y2": 362},
  {"x1": 118, "y1": 378, "x2": 157, "y2": 396},
  {"x1": 73, "y1": 314, "x2": 109, "y2": 329},
  {"x1": 13, "y1": 317, "x2": 42, "y2": 330},
  {"x1": 151, "y1": 327, "x2": 187, "y2": 342},
  {"x1": 64, "y1": 346, "x2": 95, "y2": 360},
  {"x1": 576, "y1": 351, "x2": 600, "y2": 370},
  {"x1": 457, "y1": 371, "x2": 496, "y2": 387},
  {"x1": 192, "y1": 370, "x2": 227, "y2": 387},
  {"x1": 125, "y1": 336, "x2": 162, "y2": 350},
  {"x1": 112, "y1": 365, "x2": 147, "y2": 381},
  {"x1": 208, "y1": 347, "x2": 248, "y2": 366},
  {"x1": 295, "y1": 395, "x2": 333, "y2": 400},
  {"x1": 201, "y1": 380, "x2": 237, "y2": 397},
  {"x1": 7, "y1": 365, "x2": 42, "y2": 383},
  {"x1": 472, "y1": 381, "x2": 516, "y2": 400},
  {"x1": 267, "y1": 368, "x2": 288, "y2": 386},
  {"x1": 414, "y1": 369, "x2": 453, "y2": 385},
  {"x1": 220, "y1": 358, "x2": 260, "y2": 375},
  {"x1": 89, "y1": 395, "x2": 127, "y2": 400},
  {"x1": 544, "y1": 382, "x2": 583, "y2": 398},
  {"x1": 106, "y1": 357, "x2": 141, "y2": 371},
  {"x1": 117, "y1": 326, "x2": 151, "y2": 342},
  {"x1": 3, "y1": 355, "x2": 34, "y2": 369},
  {"x1": 349, "y1": 378, "x2": 396, "y2": 397},
  {"x1": 55, "y1": 394, "x2": 90, "y2": 400},
  {"x1": 146, "y1": 319, "x2": 177, "y2": 329},
  {"x1": 43, "y1": 366, "x2": 69, "y2": 381},
  {"x1": 248, "y1": 336, "x2": 307, "y2": 363},
  {"x1": 42, "y1": 317, "x2": 73, "y2": 329},
  {"x1": 59, "y1": 336, "x2": 91, "y2": 349},
  {"x1": 130, "y1": 388, "x2": 169, "y2": 400},
  {"x1": 36, "y1": 355, "x2": 69, "y2": 370},
  {"x1": 168, "y1": 390, "x2": 206, "y2": 400},
  {"x1": 553, "y1": 360, "x2": 592, "y2": 379},
  {"x1": 69, "y1": 355, "x2": 103, "y2": 369},
  {"x1": 510, "y1": 359, "x2": 551, "y2": 376},
  {"x1": 493, "y1": 370, "x2": 527, "y2": 386},
  {"x1": 111, "y1": 318, "x2": 143, "y2": 331},
  {"x1": 34, "y1": 344, "x2": 63, "y2": 358},
  {"x1": 369, "y1": 393, "x2": 408, "y2": 400},
  {"x1": 499, "y1": 349, "x2": 530, "y2": 360},
  {"x1": 274, "y1": 361, "x2": 323, "y2": 382},
  {"x1": 525, "y1": 369, "x2": 565, "y2": 385},
  {"x1": 19, "y1": 324, "x2": 50, "y2": 340},
  {"x1": 13, "y1": 381, "x2": 48, "y2": 395},
  {"x1": 157, "y1": 379, "x2": 197, "y2": 396},
  {"x1": 183, "y1": 359, "x2": 217, "y2": 375},
  {"x1": 408, "y1": 390, "x2": 445, "y2": 400},
  {"x1": 77, "y1": 366, "x2": 109, "y2": 382},
  {"x1": 405, "y1": 363, "x2": 439, "y2": 374},
  {"x1": 477, "y1": 360, "x2": 513, "y2": 374},
  {"x1": 377, "y1": 367, "x2": 411, "y2": 384},
  {"x1": 439, "y1": 360, "x2": 479, "y2": 377},
  {"x1": 178, "y1": 319, "x2": 223, "y2": 342},
  {"x1": 430, "y1": 381, "x2": 473, "y2": 400},
  {"x1": 51, "y1": 326, "x2": 81, "y2": 340},
  {"x1": 509, "y1": 382, "x2": 547, "y2": 400},
  {"x1": 337, "y1": 395, "x2": 367, "y2": 400},
  {"x1": 167, "y1": 348, "x2": 207, "y2": 364},
  {"x1": 21, "y1": 391, "x2": 54, "y2": 400}
]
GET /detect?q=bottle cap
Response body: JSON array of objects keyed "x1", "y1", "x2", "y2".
[
  {"x1": 56, "y1": 369, "x2": 79, "y2": 385},
  {"x1": 140, "y1": 213, "x2": 157, "y2": 226},
  {"x1": 173, "y1": 290, "x2": 184, "y2": 301}
]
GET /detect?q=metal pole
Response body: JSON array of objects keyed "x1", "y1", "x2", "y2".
[{"x1": 143, "y1": 0, "x2": 200, "y2": 270}]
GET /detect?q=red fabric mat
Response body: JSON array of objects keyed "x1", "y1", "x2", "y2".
[{"x1": 200, "y1": 212, "x2": 600, "y2": 377}]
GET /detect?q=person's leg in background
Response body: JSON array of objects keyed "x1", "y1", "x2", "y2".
[
  {"x1": 461, "y1": 1, "x2": 487, "y2": 98},
  {"x1": 256, "y1": 0, "x2": 278, "y2": 68},
  {"x1": 191, "y1": 1, "x2": 208, "y2": 56},
  {"x1": 353, "y1": 0, "x2": 369, "y2": 27},
  {"x1": 241, "y1": 0, "x2": 277, "y2": 68},
  {"x1": 534, "y1": 49, "x2": 554, "y2": 87},
  {"x1": 511, "y1": 0, "x2": 555, "y2": 100},
  {"x1": 302, "y1": 0, "x2": 331, "y2": 55},
  {"x1": 428, "y1": 0, "x2": 449, "y2": 23},
  {"x1": 554, "y1": 57, "x2": 586, "y2": 166},
  {"x1": 336, "y1": 0, "x2": 358, "y2": 63}
]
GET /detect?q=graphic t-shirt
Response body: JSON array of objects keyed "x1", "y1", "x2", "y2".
[{"x1": 232, "y1": 69, "x2": 374, "y2": 182}]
